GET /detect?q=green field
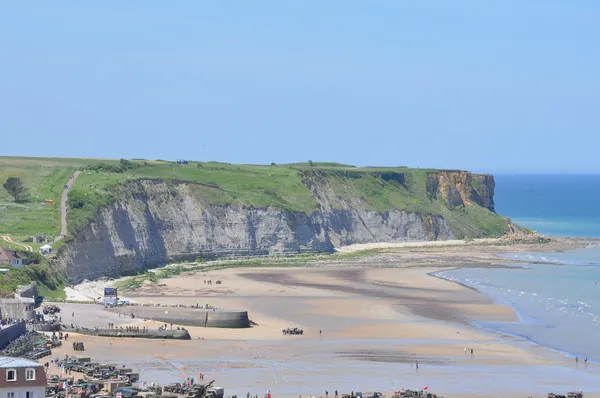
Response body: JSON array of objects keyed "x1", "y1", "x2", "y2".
[
  {"x1": 0, "y1": 157, "x2": 117, "y2": 237},
  {"x1": 0, "y1": 156, "x2": 509, "y2": 240}
]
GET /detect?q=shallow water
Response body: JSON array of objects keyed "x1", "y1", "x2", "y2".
[{"x1": 439, "y1": 246, "x2": 600, "y2": 362}]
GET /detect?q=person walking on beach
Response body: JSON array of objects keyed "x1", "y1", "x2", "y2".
[
  {"x1": 326, "y1": 390, "x2": 328, "y2": 398},
  {"x1": 584, "y1": 357, "x2": 588, "y2": 365},
  {"x1": 470, "y1": 348, "x2": 474, "y2": 355},
  {"x1": 335, "y1": 390, "x2": 338, "y2": 398},
  {"x1": 464, "y1": 347, "x2": 467, "y2": 354},
  {"x1": 415, "y1": 360, "x2": 419, "y2": 370},
  {"x1": 575, "y1": 356, "x2": 579, "y2": 363}
]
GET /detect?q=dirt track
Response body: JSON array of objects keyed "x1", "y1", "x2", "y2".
[
  {"x1": 59, "y1": 170, "x2": 80, "y2": 239},
  {"x1": 0, "y1": 234, "x2": 32, "y2": 252}
]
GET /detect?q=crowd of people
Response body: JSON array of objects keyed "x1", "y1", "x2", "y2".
[{"x1": 0, "y1": 317, "x2": 24, "y2": 328}]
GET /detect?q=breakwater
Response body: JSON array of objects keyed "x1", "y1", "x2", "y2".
[
  {"x1": 30, "y1": 323, "x2": 61, "y2": 332},
  {"x1": 109, "y1": 307, "x2": 250, "y2": 328},
  {"x1": 62, "y1": 326, "x2": 191, "y2": 340}
]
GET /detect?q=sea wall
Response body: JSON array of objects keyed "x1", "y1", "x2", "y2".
[
  {"x1": 0, "y1": 322, "x2": 26, "y2": 349},
  {"x1": 108, "y1": 307, "x2": 250, "y2": 328}
]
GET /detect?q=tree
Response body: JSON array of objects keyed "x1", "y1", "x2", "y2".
[
  {"x1": 308, "y1": 160, "x2": 314, "y2": 166},
  {"x1": 3, "y1": 177, "x2": 29, "y2": 203}
]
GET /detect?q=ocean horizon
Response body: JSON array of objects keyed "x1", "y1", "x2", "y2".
[
  {"x1": 441, "y1": 174, "x2": 600, "y2": 362},
  {"x1": 494, "y1": 174, "x2": 600, "y2": 238}
]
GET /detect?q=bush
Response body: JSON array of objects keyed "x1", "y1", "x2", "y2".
[
  {"x1": 67, "y1": 189, "x2": 115, "y2": 233},
  {"x1": 85, "y1": 159, "x2": 138, "y2": 174},
  {"x1": 0, "y1": 264, "x2": 64, "y2": 295}
]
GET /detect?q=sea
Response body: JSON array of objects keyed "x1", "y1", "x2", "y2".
[{"x1": 438, "y1": 174, "x2": 600, "y2": 362}]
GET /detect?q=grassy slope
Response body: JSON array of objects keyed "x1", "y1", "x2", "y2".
[
  {"x1": 0, "y1": 156, "x2": 508, "y2": 240},
  {"x1": 0, "y1": 156, "x2": 508, "y2": 297},
  {"x1": 0, "y1": 157, "x2": 115, "y2": 237}
]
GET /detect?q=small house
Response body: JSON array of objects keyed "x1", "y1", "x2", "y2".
[
  {"x1": 32, "y1": 234, "x2": 48, "y2": 244},
  {"x1": 0, "y1": 247, "x2": 24, "y2": 268}
]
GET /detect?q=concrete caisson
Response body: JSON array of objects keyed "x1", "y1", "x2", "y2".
[{"x1": 110, "y1": 307, "x2": 250, "y2": 328}]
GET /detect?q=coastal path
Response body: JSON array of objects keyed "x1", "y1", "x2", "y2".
[
  {"x1": 57, "y1": 170, "x2": 81, "y2": 240},
  {"x1": 0, "y1": 235, "x2": 33, "y2": 252}
]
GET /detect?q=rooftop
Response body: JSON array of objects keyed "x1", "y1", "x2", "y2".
[
  {"x1": 0, "y1": 356, "x2": 43, "y2": 368},
  {"x1": 0, "y1": 297, "x2": 35, "y2": 304},
  {"x1": 0, "y1": 247, "x2": 22, "y2": 262}
]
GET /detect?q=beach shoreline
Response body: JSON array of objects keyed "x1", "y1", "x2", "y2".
[{"x1": 53, "y1": 236, "x2": 600, "y2": 397}]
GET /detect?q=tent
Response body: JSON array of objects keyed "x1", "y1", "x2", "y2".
[{"x1": 40, "y1": 244, "x2": 53, "y2": 255}]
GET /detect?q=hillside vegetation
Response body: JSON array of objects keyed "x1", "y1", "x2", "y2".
[
  {"x1": 0, "y1": 156, "x2": 517, "y2": 288},
  {"x1": 0, "y1": 156, "x2": 510, "y2": 242}
]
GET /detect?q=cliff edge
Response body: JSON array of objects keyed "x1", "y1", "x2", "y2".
[{"x1": 53, "y1": 162, "x2": 510, "y2": 283}]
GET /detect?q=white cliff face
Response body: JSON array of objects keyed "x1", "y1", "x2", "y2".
[{"x1": 57, "y1": 179, "x2": 454, "y2": 283}]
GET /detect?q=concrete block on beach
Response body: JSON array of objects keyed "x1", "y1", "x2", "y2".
[{"x1": 108, "y1": 307, "x2": 251, "y2": 328}]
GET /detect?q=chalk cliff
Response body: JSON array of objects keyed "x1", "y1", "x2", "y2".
[{"x1": 56, "y1": 169, "x2": 506, "y2": 283}]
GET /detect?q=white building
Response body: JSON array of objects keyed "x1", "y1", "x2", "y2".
[
  {"x1": 0, "y1": 357, "x2": 46, "y2": 398},
  {"x1": 39, "y1": 245, "x2": 52, "y2": 256}
]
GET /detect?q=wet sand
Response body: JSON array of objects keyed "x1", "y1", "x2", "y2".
[{"x1": 51, "y1": 262, "x2": 600, "y2": 398}]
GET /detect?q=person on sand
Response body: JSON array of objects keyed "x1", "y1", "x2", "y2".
[
  {"x1": 584, "y1": 357, "x2": 588, "y2": 364},
  {"x1": 470, "y1": 348, "x2": 473, "y2": 355},
  {"x1": 335, "y1": 391, "x2": 338, "y2": 398},
  {"x1": 575, "y1": 356, "x2": 579, "y2": 363},
  {"x1": 415, "y1": 360, "x2": 419, "y2": 370},
  {"x1": 326, "y1": 391, "x2": 328, "y2": 398},
  {"x1": 464, "y1": 347, "x2": 467, "y2": 354}
]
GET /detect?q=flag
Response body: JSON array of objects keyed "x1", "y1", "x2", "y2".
[
  {"x1": 142, "y1": 381, "x2": 147, "y2": 386},
  {"x1": 61, "y1": 381, "x2": 68, "y2": 389},
  {"x1": 423, "y1": 387, "x2": 428, "y2": 391}
]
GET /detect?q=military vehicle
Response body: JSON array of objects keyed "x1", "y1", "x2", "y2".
[{"x1": 73, "y1": 342, "x2": 85, "y2": 351}]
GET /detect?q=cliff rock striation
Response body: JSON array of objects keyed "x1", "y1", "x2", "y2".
[{"x1": 56, "y1": 168, "x2": 506, "y2": 283}]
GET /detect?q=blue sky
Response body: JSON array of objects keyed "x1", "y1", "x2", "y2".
[{"x1": 1, "y1": 1, "x2": 599, "y2": 173}]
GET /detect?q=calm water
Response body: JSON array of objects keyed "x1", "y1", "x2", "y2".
[
  {"x1": 494, "y1": 174, "x2": 600, "y2": 238},
  {"x1": 441, "y1": 175, "x2": 600, "y2": 362}
]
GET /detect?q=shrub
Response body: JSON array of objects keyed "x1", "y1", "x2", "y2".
[{"x1": 85, "y1": 159, "x2": 138, "y2": 174}]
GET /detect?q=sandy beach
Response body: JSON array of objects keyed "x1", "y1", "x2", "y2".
[{"x1": 49, "y1": 238, "x2": 600, "y2": 397}]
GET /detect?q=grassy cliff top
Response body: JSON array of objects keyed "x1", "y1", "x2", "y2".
[{"x1": 0, "y1": 156, "x2": 504, "y2": 240}]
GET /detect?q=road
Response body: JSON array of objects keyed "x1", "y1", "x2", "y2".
[{"x1": 58, "y1": 170, "x2": 81, "y2": 240}]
